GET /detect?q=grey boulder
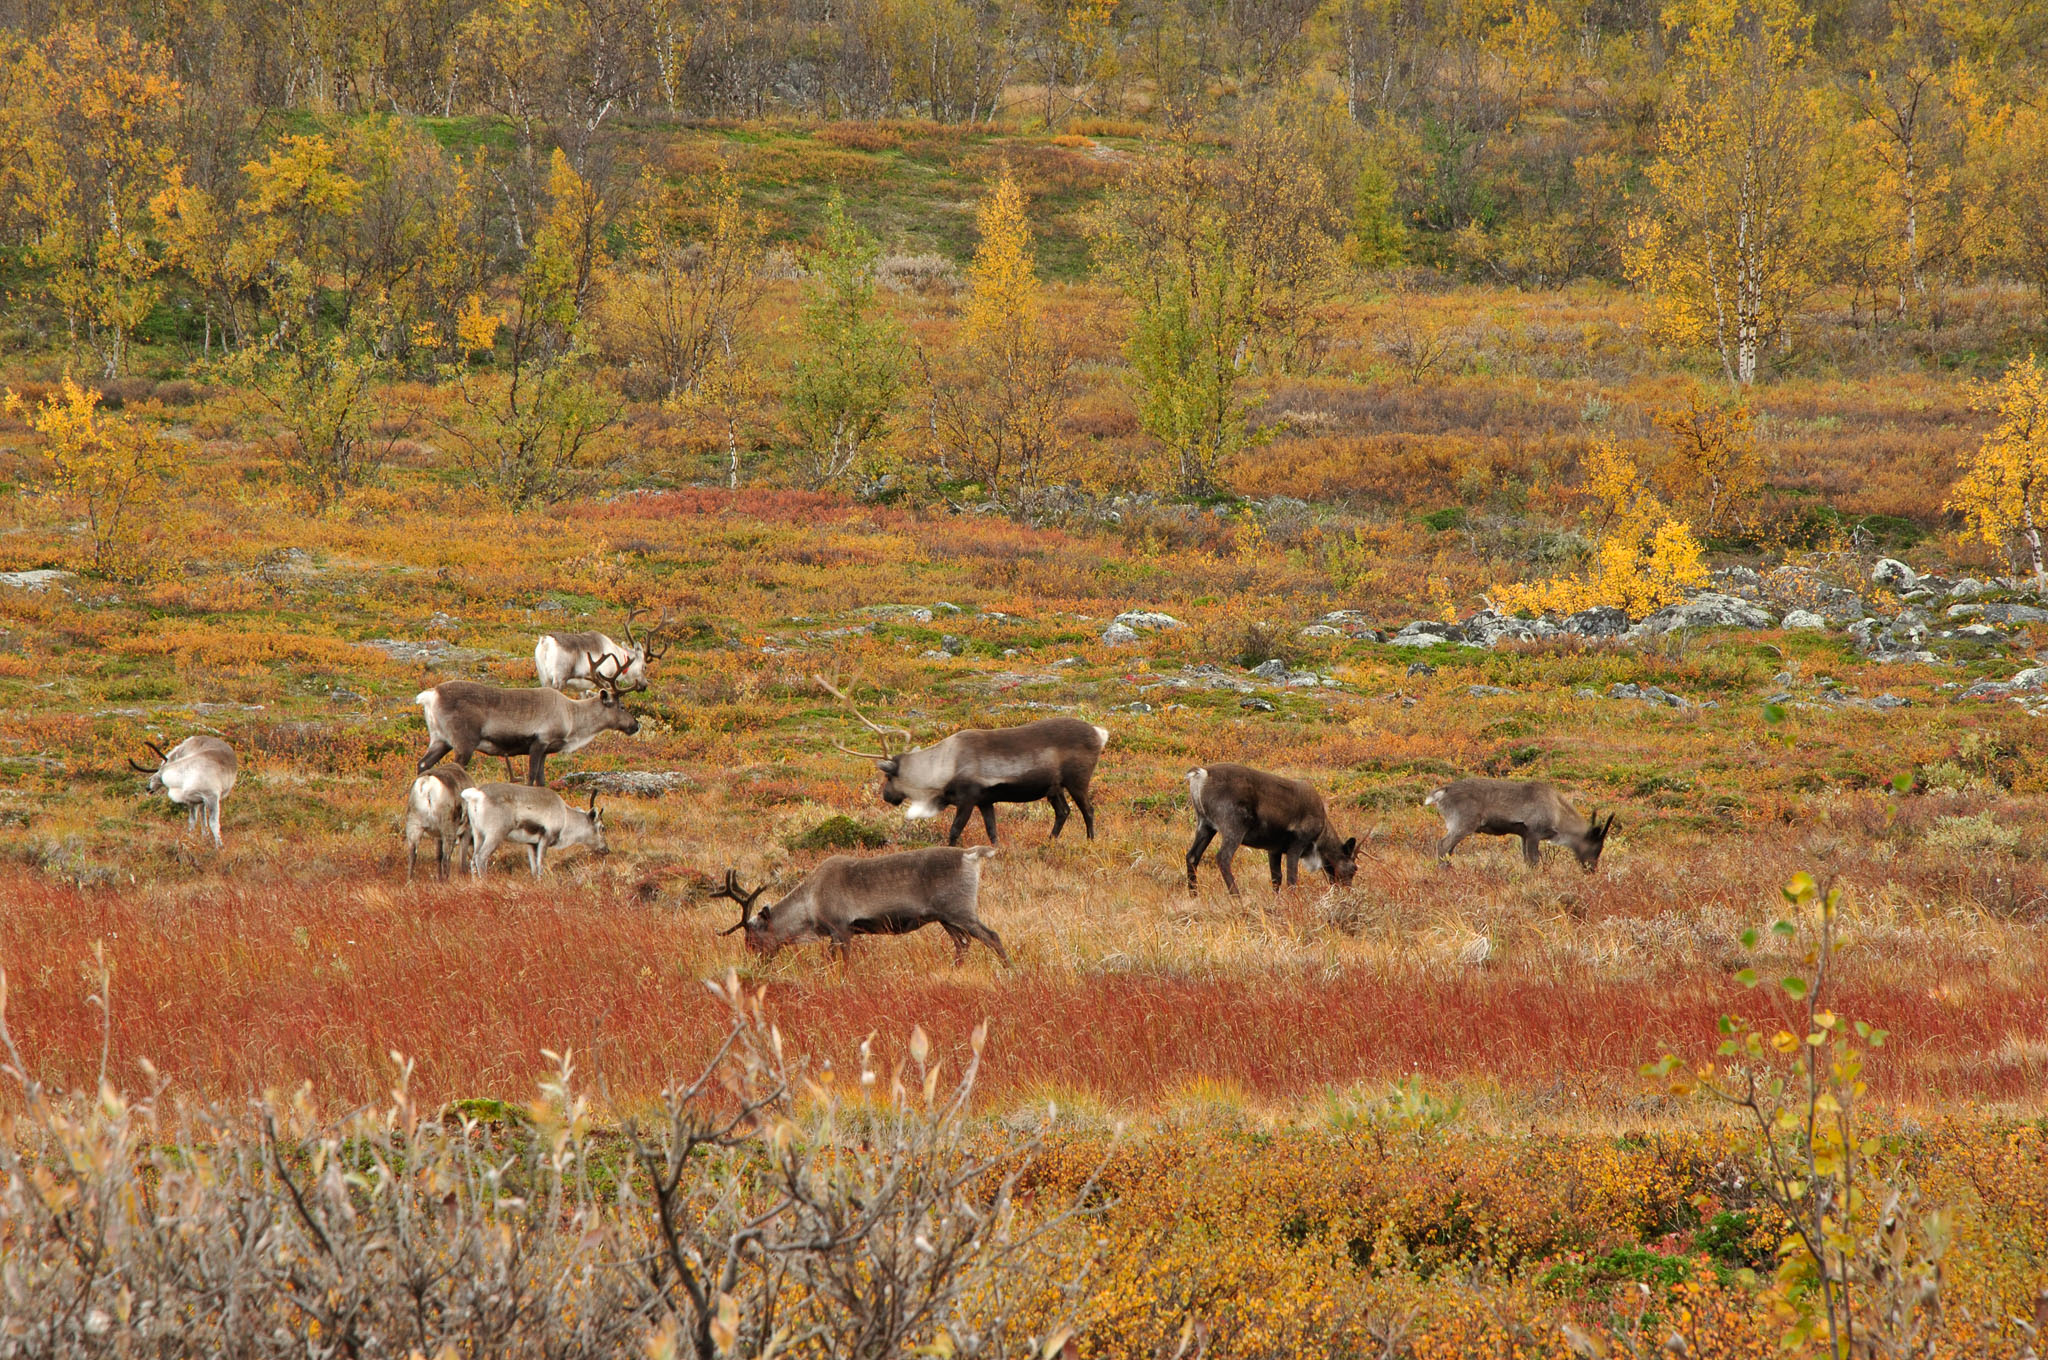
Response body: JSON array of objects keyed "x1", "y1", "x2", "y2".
[
  {"x1": 1561, "y1": 606, "x2": 1630, "y2": 638},
  {"x1": 1628, "y1": 593, "x2": 1777, "y2": 637}
]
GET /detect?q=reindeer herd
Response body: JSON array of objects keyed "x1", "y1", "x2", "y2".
[{"x1": 127, "y1": 608, "x2": 1619, "y2": 966}]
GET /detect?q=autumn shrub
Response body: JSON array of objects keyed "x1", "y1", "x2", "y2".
[
  {"x1": 4, "y1": 376, "x2": 187, "y2": 578},
  {"x1": 0, "y1": 972, "x2": 1096, "y2": 1360},
  {"x1": 1496, "y1": 437, "x2": 1708, "y2": 617}
]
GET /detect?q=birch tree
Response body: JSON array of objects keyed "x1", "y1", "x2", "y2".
[
  {"x1": 1948, "y1": 354, "x2": 2048, "y2": 585},
  {"x1": 1627, "y1": 0, "x2": 1824, "y2": 386}
]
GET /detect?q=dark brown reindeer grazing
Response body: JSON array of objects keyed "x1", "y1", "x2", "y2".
[
  {"x1": 1185, "y1": 763, "x2": 1358, "y2": 897},
  {"x1": 710, "y1": 848, "x2": 1012, "y2": 966},
  {"x1": 821, "y1": 677, "x2": 1109, "y2": 846},
  {"x1": 414, "y1": 654, "x2": 641, "y2": 786},
  {"x1": 534, "y1": 606, "x2": 672, "y2": 691},
  {"x1": 1425, "y1": 778, "x2": 1614, "y2": 871}
]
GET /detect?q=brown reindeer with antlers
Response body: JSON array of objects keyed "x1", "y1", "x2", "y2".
[
  {"x1": 415, "y1": 653, "x2": 641, "y2": 786},
  {"x1": 710, "y1": 849, "x2": 1010, "y2": 965},
  {"x1": 819, "y1": 676, "x2": 1110, "y2": 846}
]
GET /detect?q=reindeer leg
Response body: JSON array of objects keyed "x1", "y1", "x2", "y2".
[
  {"x1": 963, "y1": 920, "x2": 1012, "y2": 968},
  {"x1": 527, "y1": 745, "x2": 548, "y2": 787},
  {"x1": 502, "y1": 755, "x2": 519, "y2": 781},
  {"x1": 1215, "y1": 832, "x2": 1246, "y2": 899},
  {"x1": 1047, "y1": 787, "x2": 1071, "y2": 839},
  {"x1": 1070, "y1": 780, "x2": 1097, "y2": 839},
  {"x1": 1269, "y1": 849, "x2": 1286, "y2": 889},
  {"x1": 945, "y1": 802, "x2": 975, "y2": 846},
  {"x1": 1437, "y1": 827, "x2": 1470, "y2": 866},
  {"x1": 978, "y1": 802, "x2": 998, "y2": 845},
  {"x1": 1522, "y1": 832, "x2": 1543, "y2": 868},
  {"x1": 418, "y1": 740, "x2": 453, "y2": 774},
  {"x1": 942, "y1": 922, "x2": 972, "y2": 966},
  {"x1": 1185, "y1": 822, "x2": 1217, "y2": 890}
]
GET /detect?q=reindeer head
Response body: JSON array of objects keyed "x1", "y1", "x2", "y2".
[
  {"x1": 573, "y1": 790, "x2": 610, "y2": 856},
  {"x1": 1574, "y1": 812, "x2": 1616, "y2": 872},
  {"x1": 586, "y1": 654, "x2": 643, "y2": 736},
  {"x1": 1327, "y1": 836, "x2": 1360, "y2": 886},
  {"x1": 1302, "y1": 830, "x2": 1360, "y2": 887},
  {"x1": 711, "y1": 870, "x2": 776, "y2": 954},
  {"x1": 614, "y1": 608, "x2": 674, "y2": 690},
  {"x1": 128, "y1": 740, "x2": 170, "y2": 791}
]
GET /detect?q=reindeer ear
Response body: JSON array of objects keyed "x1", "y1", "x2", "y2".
[{"x1": 1342, "y1": 837, "x2": 1358, "y2": 856}]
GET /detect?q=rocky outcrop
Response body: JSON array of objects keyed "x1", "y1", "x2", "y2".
[{"x1": 1626, "y1": 593, "x2": 1777, "y2": 638}]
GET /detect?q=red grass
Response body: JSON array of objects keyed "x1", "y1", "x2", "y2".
[{"x1": 4, "y1": 872, "x2": 2039, "y2": 1114}]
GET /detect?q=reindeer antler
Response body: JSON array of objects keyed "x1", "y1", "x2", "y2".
[
  {"x1": 816, "y1": 674, "x2": 913, "y2": 760},
  {"x1": 641, "y1": 610, "x2": 676, "y2": 661},
  {"x1": 127, "y1": 739, "x2": 169, "y2": 773},
  {"x1": 710, "y1": 869, "x2": 770, "y2": 935},
  {"x1": 590, "y1": 652, "x2": 626, "y2": 692}
]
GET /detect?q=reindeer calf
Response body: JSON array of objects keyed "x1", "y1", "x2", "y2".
[
  {"x1": 460, "y1": 783, "x2": 609, "y2": 878},
  {"x1": 1425, "y1": 778, "x2": 1614, "y2": 871},
  {"x1": 405, "y1": 764, "x2": 476, "y2": 880}
]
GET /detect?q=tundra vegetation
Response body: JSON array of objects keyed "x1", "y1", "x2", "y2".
[{"x1": 4, "y1": 0, "x2": 2048, "y2": 1352}]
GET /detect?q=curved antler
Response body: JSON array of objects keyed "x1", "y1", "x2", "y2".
[
  {"x1": 128, "y1": 740, "x2": 169, "y2": 773},
  {"x1": 711, "y1": 869, "x2": 769, "y2": 935},
  {"x1": 815, "y1": 675, "x2": 912, "y2": 759},
  {"x1": 622, "y1": 606, "x2": 642, "y2": 649},
  {"x1": 589, "y1": 652, "x2": 626, "y2": 692},
  {"x1": 641, "y1": 610, "x2": 675, "y2": 661}
]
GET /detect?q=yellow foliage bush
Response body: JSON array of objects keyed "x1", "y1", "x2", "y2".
[
  {"x1": 1497, "y1": 438, "x2": 1708, "y2": 617},
  {"x1": 4, "y1": 375, "x2": 187, "y2": 578}
]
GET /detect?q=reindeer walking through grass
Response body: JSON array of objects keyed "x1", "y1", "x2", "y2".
[{"x1": 711, "y1": 848, "x2": 1011, "y2": 966}]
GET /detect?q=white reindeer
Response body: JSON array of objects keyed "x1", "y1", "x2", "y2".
[
  {"x1": 460, "y1": 783, "x2": 609, "y2": 878},
  {"x1": 130, "y1": 737, "x2": 238, "y2": 848}
]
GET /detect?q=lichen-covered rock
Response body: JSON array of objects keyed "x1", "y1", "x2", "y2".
[
  {"x1": 1608, "y1": 682, "x2": 1686, "y2": 708},
  {"x1": 560, "y1": 770, "x2": 693, "y2": 796},
  {"x1": 1101, "y1": 622, "x2": 1141, "y2": 645},
  {"x1": 1463, "y1": 611, "x2": 1562, "y2": 648},
  {"x1": 1871, "y1": 558, "x2": 1919, "y2": 590},
  {"x1": 1978, "y1": 603, "x2": 2048, "y2": 626},
  {"x1": 1115, "y1": 610, "x2": 1184, "y2": 631},
  {"x1": 1780, "y1": 609, "x2": 1828, "y2": 630},
  {"x1": 1627, "y1": 593, "x2": 1777, "y2": 637},
  {"x1": 1561, "y1": 606, "x2": 1630, "y2": 638},
  {"x1": 0, "y1": 569, "x2": 76, "y2": 592}
]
